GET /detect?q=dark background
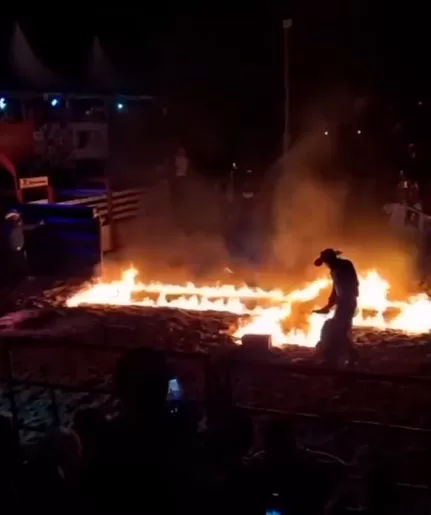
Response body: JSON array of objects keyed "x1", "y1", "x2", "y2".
[{"x1": 0, "y1": 5, "x2": 429, "y2": 182}]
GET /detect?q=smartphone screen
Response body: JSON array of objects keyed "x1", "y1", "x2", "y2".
[
  {"x1": 266, "y1": 493, "x2": 284, "y2": 515},
  {"x1": 167, "y1": 377, "x2": 183, "y2": 402}
]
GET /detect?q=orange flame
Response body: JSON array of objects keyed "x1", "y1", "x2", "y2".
[{"x1": 66, "y1": 268, "x2": 431, "y2": 347}]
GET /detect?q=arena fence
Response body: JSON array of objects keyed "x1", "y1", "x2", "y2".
[
  {"x1": 21, "y1": 188, "x2": 144, "y2": 277},
  {"x1": 56, "y1": 188, "x2": 144, "y2": 252},
  {"x1": 1, "y1": 337, "x2": 431, "y2": 495},
  {"x1": 21, "y1": 203, "x2": 102, "y2": 278},
  {"x1": 57, "y1": 188, "x2": 143, "y2": 221},
  {"x1": 0, "y1": 338, "x2": 211, "y2": 439},
  {"x1": 2, "y1": 338, "x2": 431, "y2": 435}
]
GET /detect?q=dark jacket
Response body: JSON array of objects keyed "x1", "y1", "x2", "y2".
[
  {"x1": 328, "y1": 258, "x2": 359, "y2": 306},
  {"x1": 4, "y1": 221, "x2": 24, "y2": 251}
]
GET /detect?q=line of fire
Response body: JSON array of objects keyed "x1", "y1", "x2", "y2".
[
  {"x1": 1, "y1": 21, "x2": 431, "y2": 359},
  {"x1": 2, "y1": 19, "x2": 431, "y2": 511}
]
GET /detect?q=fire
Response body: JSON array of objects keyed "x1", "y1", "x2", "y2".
[{"x1": 66, "y1": 268, "x2": 431, "y2": 347}]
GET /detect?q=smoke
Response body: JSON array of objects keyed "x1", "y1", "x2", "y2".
[
  {"x1": 111, "y1": 172, "x2": 230, "y2": 283},
  {"x1": 107, "y1": 99, "x2": 418, "y2": 293},
  {"x1": 270, "y1": 122, "x2": 419, "y2": 293},
  {"x1": 272, "y1": 126, "x2": 347, "y2": 273}
]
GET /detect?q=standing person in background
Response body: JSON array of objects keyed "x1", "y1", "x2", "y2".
[
  {"x1": 3, "y1": 208, "x2": 44, "y2": 285},
  {"x1": 171, "y1": 146, "x2": 190, "y2": 230},
  {"x1": 397, "y1": 170, "x2": 409, "y2": 204},
  {"x1": 408, "y1": 177, "x2": 422, "y2": 211},
  {"x1": 174, "y1": 146, "x2": 189, "y2": 178},
  {"x1": 167, "y1": 145, "x2": 192, "y2": 269},
  {"x1": 224, "y1": 166, "x2": 260, "y2": 286},
  {"x1": 397, "y1": 170, "x2": 421, "y2": 210}
]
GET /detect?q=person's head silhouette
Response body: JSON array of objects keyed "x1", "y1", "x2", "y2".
[
  {"x1": 115, "y1": 348, "x2": 170, "y2": 422},
  {"x1": 263, "y1": 418, "x2": 297, "y2": 460}
]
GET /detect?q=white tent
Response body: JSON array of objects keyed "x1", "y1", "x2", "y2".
[
  {"x1": 88, "y1": 37, "x2": 126, "y2": 91},
  {"x1": 9, "y1": 23, "x2": 61, "y2": 89}
]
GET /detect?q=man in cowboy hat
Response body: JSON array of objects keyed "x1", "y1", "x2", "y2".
[{"x1": 313, "y1": 248, "x2": 359, "y2": 365}]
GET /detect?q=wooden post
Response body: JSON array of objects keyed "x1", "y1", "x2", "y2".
[
  {"x1": 104, "y1": 100, "x2": 116, "y2": 250},
  {"x1": 47, "y1": 179, "x2": 55, "y2": 203},
  {"x1": 15, "y1": 177, "x2": 23, "y2": 203},
  {"x1": 98, "y1": 215, "x2": 105, "y2": 277},
  {"x1": 106, "y1": 174, "x2": 116, "y2": 250}
]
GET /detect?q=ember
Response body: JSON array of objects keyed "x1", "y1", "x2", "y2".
[{"x1": 66, "y1": 268, "x2": 431, "y2": 347}]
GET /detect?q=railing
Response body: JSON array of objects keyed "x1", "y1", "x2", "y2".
[
  {"x1": 58, "y1": 188, "x2": 144, "y2": 225},
  {"x1": 3, "y1": 336, "x2": 431, "y2": 436},
  {"x1": 0, "y1": 337, "x2": 211, "y2": 442},
  {"x1": 2, "y1": 336, "x2": 431, "y2": 496},
  {"x1": 384, "y1": 202, "x2": 431, "y2": 233},
  {"x1": 21, "y1": 188, "x2": 143, "y2": 273},
  {"x1": 21, "y1": 203, "x2": 102, "y2": 277},
  {"x1": 57, "y1": 188, "x2": 144, "y2": 252}
]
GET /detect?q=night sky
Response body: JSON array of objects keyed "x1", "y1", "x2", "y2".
[{"x1": 0, "y1": 6, "x2": 429, "y2": 171}]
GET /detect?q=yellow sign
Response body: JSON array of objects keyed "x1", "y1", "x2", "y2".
[{"x1": 19, "y1": 176, "x2": 49, "y2": 189}]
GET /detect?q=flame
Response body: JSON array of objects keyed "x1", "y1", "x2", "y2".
[{"x1": 66, "y1": 268, "x2": 431, "y2": 347}]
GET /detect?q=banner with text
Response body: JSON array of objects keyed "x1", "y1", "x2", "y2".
[{"x1": 19, "y1": 176, "x2": 49, "y2": 190}]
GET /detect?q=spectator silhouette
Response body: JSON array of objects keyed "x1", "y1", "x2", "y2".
[
  {"x1": 217, "y1": 408, "x2": 253, "y2": 466},
  {"x1": 114, "y1": 347, "x2": 170, "y2": 427},
  {"x1": 40, "y1": 427, "x2": 82, "y2": 479},
  {"x1": 22, "y1": 427, "x2": 81, "y2": 515},
  {"x1": 0, "y1": 415, "x2": 21, "y2": 513},
  {"x1": 73, "y1": 407, "x2": 107, "y2": 465},
  {"x1": 216, "y1": 409, "x2": 255, "y2": 514},
  {"x1": 0, "y1": 414, "x2": 19, "y2": 474},
  {"x1": 78, "y1": 348, "x2": 188, "y2": 514},
  {"x1": 249, "y1": 418, "x2": 338, "y2": 515},
  {"x1": 366, "y1": 457, "x2": 400, "y2": 515},
  {"x1": 263, "y1": 417, "x2": 297, "y2": 463}
]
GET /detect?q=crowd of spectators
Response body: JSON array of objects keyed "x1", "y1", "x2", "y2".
[{"x1": 0, "y1": 347, "x2": 407, "y2": 514}]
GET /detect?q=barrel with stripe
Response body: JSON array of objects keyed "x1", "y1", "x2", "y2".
[{"x1": 21, "y1": 203, "x2": 102, "y2": 278}]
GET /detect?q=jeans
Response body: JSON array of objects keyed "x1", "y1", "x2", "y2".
[
  {"x1": 332, "y1": 299, "x2": 357, "y2": 335},
  {"x1": 318, "y1": 299, "x2": 358, "y2": 364},
  {"x1": 9, "y1": 248, "x2": 28, "y2": 283}
]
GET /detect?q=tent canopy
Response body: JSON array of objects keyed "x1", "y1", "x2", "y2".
[
  {"x1": 9, "y1": 23, "x2": 62, "y2": 90},
  {"x1": 87, "y1": 37, "x2": 130, "y2": 92},
  {"x1": 6, "y1": 25, "x2": 152, "y2": 97}
]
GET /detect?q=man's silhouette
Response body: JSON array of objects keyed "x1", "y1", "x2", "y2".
[{"x1": 313, "y1": 248, "x2": 359, "y2": 365}]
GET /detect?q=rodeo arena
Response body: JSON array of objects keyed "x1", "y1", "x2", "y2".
[{"x1": 1, "y1": 23, "x2": 431, "y2": 515}]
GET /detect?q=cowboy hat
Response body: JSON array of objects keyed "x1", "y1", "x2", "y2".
[{"x1": 314, "y1": 248, "x2": 342, "y2": 266}]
